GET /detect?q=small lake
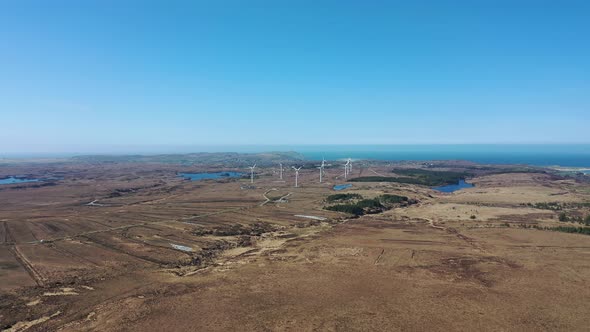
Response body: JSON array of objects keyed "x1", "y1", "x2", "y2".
[
  {"x1": 0, "y1": 176, "x2": 41, "y2": 185},
  {"x1": 432, "y1": 179, "x2": 474, "y2": 193},
  {"x1": 170, "y1": 243, "x2": 193, "y2": 252},
  {"x1": 178, "y1": 172, "x2": 244, "y2": 181},
  {"x1": 333, "y1": 184, "x2": 353, "y2": 191}
]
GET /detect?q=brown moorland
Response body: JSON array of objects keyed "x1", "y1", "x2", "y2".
[{"x1": 1, "y1": 158, "x2": 589, "y2": 331}]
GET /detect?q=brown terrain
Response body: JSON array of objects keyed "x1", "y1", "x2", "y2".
[{"x1": 1, "y1": 158, "x2": 589, "y2": 331}]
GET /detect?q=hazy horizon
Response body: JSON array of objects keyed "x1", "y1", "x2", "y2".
[
  {"x1": 2, "y1": 143, "x2": 589, "y2": 159},
  {"x1": 2, "y1": 3, "x2": 590, "y2": 330}
]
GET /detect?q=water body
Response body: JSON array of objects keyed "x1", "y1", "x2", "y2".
[
  {"x1": 169, "y1": 243, "x2": 193, "y2": 252},
  {"x1": 7, "y1": 144, "x2": 589, "y2": 167},
  {"x1": 333, "y1": 184, "x2": 353, "y2": 191},
  {"x1": 178, "y1": 172, "x2": 244, "y2": 181},
  {"x1": 298, "y1": 144, "x2": 590, "y2": 167},
  {"x1": 432, "y1": 179, "x2": 474, "y2": 193},
  {"x1": 0, "y1": 176, "x2": 41, "y2": 185}
]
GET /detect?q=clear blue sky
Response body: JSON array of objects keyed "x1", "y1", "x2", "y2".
[{"x1": 1, "y1": 0, "x2": 589, "y2": 153}]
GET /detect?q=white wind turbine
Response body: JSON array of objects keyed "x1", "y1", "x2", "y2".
[
  {"x1": 248, "y1": 163, "x2": 256, "y2": 184},
  {"x1": 347, "y1": 158, "x2": 352, "y2": 176},
  {"x1": 279, "y1": 163, "x2": 283, "y2": 180},
  {"x1": 344, "y1": 159, "x2": 350, "y2": 179},
  {"x1": 292, "y1": 166, "x2": 302, "y2": 187},
  {"x1": 317, "y1": 158, "x2": 326, "y2": 183}
]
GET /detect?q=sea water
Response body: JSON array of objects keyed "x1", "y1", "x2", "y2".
[
  {"x1": 6, "y1": 144, "x2": 589, "y2": 167},
  {"x1": 298, "y1": 144, "x2": 590, "y2": 167}
]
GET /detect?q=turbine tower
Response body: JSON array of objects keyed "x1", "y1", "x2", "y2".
[
  {"x1": 279, "y1": 163, "x2": 283, "y2": 180},
  {"x1": 248, "y1": 163, "x2": 256, "y2": 184},
  {"x1": 318, "y1": 158, "x2": 326, "y2": 183},
  {"x1": 344, "y1": 159, "x2": 350, "y2": 179},
  {"x1": 292, "y1": 166, "x2": 302, "y2": 187}
]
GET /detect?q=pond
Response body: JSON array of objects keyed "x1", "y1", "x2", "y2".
[
  {"x1": 432, "y1": 179, "x2": 474, "y2": 193},
  {"x1": 333, "y1": 184, "x2": 353, "y2": 191},
  {"x1": 170, "y1": 243, "x2": 194, "y2": 252},
  {"x1": 0, "y1": 176, "x2": 41, "y2": 185},
  {"x1": 178, "y1": 172, "x2": 244, "y2": 181}
]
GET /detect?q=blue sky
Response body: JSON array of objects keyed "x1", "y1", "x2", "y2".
[{"x1": 1, "y1": 0, "x2": 589, "y2": 153}]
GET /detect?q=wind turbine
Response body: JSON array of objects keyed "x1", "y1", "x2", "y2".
[
  {"x1": 292, "y1": 166, "x2": 302, "y2": 187},
  {"x1": 347, "y1": 158, "x2": 352, "y2": 176},
  {"x1": 279, "y1": 163, "x2": 283, "y2": 180},
  {"x1": 344, "y1": 159, "x2": 350, "y2": 179},
  {"x1": 318, "y1": 158, "x2": 326, "y2": 183},
  {"x1": 248, "y1": 164, "x2": 256, "y2": 184}
]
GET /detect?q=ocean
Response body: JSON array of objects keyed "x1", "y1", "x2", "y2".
[
  {"x1": 2, "y1": 144, "x2": 589, "y2": 167},
  {"x1": 295, "y1": 145, "x2": 590, "y2": 167}
]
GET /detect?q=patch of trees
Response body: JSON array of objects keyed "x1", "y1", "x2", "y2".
[
  {"x1": 325, "y1": 198, "x2": 384, "y2": 216},
  {"x1": 527, "y1": 202, "x2": 564, "y2": 210},
  {"x1": 549, "y1": 226, "x2": 590, "y2": 235},
  {"x1": 192, "y1": 222, "x2": 278, "y2": 237},
  {"x1": 107, "y1": 183, "x2": 163, "y2": 198},
  {"x1": 377, "y1": 194, "x2": 409, "y2": 204},
  {"x1": 558, "y1": 212, "x2": 590, "y2": 226},
  {"x1": 349, "y1": 169, "x2": 472, "y2": 186},
  {"x1": 518, "y1": 224, "x2": 590, "y2": 236},
  {"x1": 326, "y1": 193, "x2": 363, "y2": 202},
  {"x1": 324, "y1": 193, "x2": 416, "y2": 217},
  {"x1": 488, "y1": 169, "x2": 545, "y2": 175},
  {"x1": 325, "y1": 204, "x2": 365, "y2": 216},
  {"x1": 392, "y1": 169, "x2": 472, "y2": 186},
  {"x1": 525, "y1": 201, "x2": 590, "y2": 210},
  {"x1": 0, "y1": 182, "x2": 58, "y2": 191}
]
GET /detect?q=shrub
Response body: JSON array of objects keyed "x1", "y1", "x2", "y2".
[
  {"x1": 355, "y1": 199, "x2": 383, "y2": 209},
  {"x1": 547, "y1": 226, "x2": 590, "y2": 235},
  {"x1": 326, "y1": 193, "x2": 363, "y2": 202},
  {"x1": 324, "y1": 194, "x2": 413, "y2": 217},
  {"x1": 558, "y1": 213, "x2": 569, "y2": 222},
  {"x1": 325, "y1": 204, "x2": 364, "y2": 216},
  {"x1": 531, "y1": 202, "x2": 563, "y2": 210},
  {"x1": 377, "y1": 194, "x2": 408, "y2": 204}
]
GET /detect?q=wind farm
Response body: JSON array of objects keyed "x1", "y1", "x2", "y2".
[
  {"x1": 2, "y1": 1, "x2": 589, "y2": 331},
  {"x1": 1, "y1": 152, "x2": 590, "y2": 331}
]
